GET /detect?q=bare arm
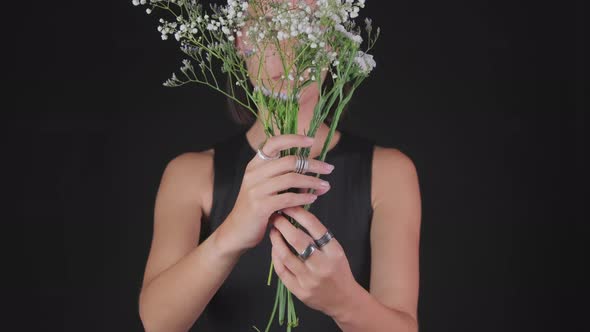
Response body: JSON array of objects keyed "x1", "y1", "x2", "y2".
[
  {"x1": 138, "y1": 152, "x2": 245, "y2": 332},
  {"x1": 334, "y1": 147, "x2": 422, "y2": 331}
]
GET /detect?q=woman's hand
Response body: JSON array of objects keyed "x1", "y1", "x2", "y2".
[
  {"x1": 268, "y1": 206, "x2": 361, "y2": 320},
  {"x1": 218, "y1": 134, "x2": 335, "y2": 254}
]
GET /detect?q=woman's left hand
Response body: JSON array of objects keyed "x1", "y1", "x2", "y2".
[{"x1": 269, "y1": 205, "x2": 360, "y2": 319}]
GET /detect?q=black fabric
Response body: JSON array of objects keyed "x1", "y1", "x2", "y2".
[{"x1": 192, "y1": 128, "x2": 376, "y2": 331}]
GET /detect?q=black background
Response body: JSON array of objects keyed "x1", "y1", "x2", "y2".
[{"x1": 7, "y1": 0, "x2": 583, "y2": 331}]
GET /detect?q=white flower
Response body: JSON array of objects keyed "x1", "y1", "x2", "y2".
[
  {"x1": 364, "y1": 17, "x2": 372, "y2": 33},
  {"x1": 351, "y1": 34, "x2": 363, "y2": 43},
  {"x1": 354, "y1": 51, "x2": 376, "y2": 74},
  {"x1": 253, "y1": 85, "x2": 289, "y2": 101},
  {"x1": 146, "y1": 8, "x2": 152, "y2": 14},
  {"x1": 131, "y1": 0, "x2": 139, "y2": 6}
]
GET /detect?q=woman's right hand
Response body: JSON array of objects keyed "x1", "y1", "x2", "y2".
[{"x1": 216, "y1": 133, "x2": 335, "y2": 254}]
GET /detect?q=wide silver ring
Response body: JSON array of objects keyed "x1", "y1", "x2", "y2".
[
  {"x1": 314, "y1": 229, "x2": 334, "y2": 248},
  {"x1": 298, "y1": 242, "x2": 318, "y2": 261},
  {"x1": 294, "y1": 154, "x2": 310, "y2": 174},
  {"x1": 257, "y1": 140, "x2": 280, "y2": 160}
]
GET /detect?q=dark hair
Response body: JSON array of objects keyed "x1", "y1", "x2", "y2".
[{"x1": 226, "y1": 74, "x2": 352, "y2": 128}]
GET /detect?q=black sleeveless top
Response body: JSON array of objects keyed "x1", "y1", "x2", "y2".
[{"x1": 192, "y1": 128, "x2": 376, "y2": 331}]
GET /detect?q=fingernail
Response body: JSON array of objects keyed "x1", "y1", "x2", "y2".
[
  {"x1": 320, "y1": 180, "x2": 330, "y2": 187},
  {"x1": 325, "y1": 164, "x2": 335, "y2": 171}
]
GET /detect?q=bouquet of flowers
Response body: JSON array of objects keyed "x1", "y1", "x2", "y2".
[{"x1": 132, "y1": 0, "x2": 378, "y2": 330}]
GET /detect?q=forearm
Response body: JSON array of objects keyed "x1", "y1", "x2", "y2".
[
  {"x1": 139, "y1": 222, "x2": 245, "y2": 332},
  {"x1": 333, "y1": 283, "x2": 418, "y2": 332}
]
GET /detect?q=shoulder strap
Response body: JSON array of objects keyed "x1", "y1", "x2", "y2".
[{"x1": 203, "y1": 131, "x2": 251, "y2": 239}]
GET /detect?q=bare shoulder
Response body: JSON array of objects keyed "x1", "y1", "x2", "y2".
[
  {"x1": 371, "y1": 145, "x2": 420, "y2": 210},
  {"x1": 159, "y1": 148, "x2": 215, "y2": 219},
  {"x1": 142, "y1": 148, "x2": 216, "y2": 289},
  {"x1": 368, "y1": 145, "x2": 421, "y2": 322}
]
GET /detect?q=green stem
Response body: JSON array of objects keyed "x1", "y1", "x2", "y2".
[
  {"x1": 278, "y1": 280, "x2": 285, "y2": 325},
  {"x1": 267, "y1": 260, "x2": 274, "y2": 286},
  {"x1": 264, "y1": 277, "x2": 281, "y2": 332}
]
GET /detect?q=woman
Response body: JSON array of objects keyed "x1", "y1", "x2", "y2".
[{"x1": 138, "y1": 4, "x2": 422, "y2": 332}]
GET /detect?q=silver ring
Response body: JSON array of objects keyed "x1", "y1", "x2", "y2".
[
  {"x1": 314, "y1": 230, "x2": 334, "y2": 248},
  {"x1": 257, "y1": 140, "x2": 280, "y2": 160},
  {"x1": 294, "y1": 154, "x2": 309, "y2": 174},
  {"x1": 298, "y1": 242, "x2": 318, "y2": 261}
]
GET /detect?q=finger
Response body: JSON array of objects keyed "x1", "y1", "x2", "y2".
[
  {"x1": 251, "y1": 134, "x2": 314, "y2": 166},
  {"x1": 254, "y1": 154, "x2": 335, "y2": 179},
  {"x1": 267, "y1": 191, "x2": 318, "y2": 213},
  {"x1": 258, "y1": 172, "x2": 331, "y2": 196},
  {"x1": 280, "y1": 206, "x2": 329, "y2": 241},
  {"x1": 270, "y1": 244, "x2": 304, "y2": 296},
  {"x1": 269, "y1": 221, "x2": 310, "y2": 276},
  {"x1": 280, "y1": 206, "x2": 338, "y2": 254},
  {"x1": 270, "y1": 213, "x2": 325, "y2": 264}
]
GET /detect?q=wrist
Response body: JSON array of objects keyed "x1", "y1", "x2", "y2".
[
  {"x1": 331, "y1": 281, "x2": 368, "y2": 325},
  {"x1": 211, "y1": 217, "x2": 248, "y2": 260}
]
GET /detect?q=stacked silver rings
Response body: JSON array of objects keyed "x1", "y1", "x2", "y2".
[
  {"x1": 294, "y1": 154, "x2": 310, "y2": 174},
  {"x1": 256, "y1": 140, "x2": 310, "y2": 175}
]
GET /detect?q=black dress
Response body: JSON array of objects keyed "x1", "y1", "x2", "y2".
[{"x1": 192, "y1": 128, "x2": 376, "y2": 331}]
